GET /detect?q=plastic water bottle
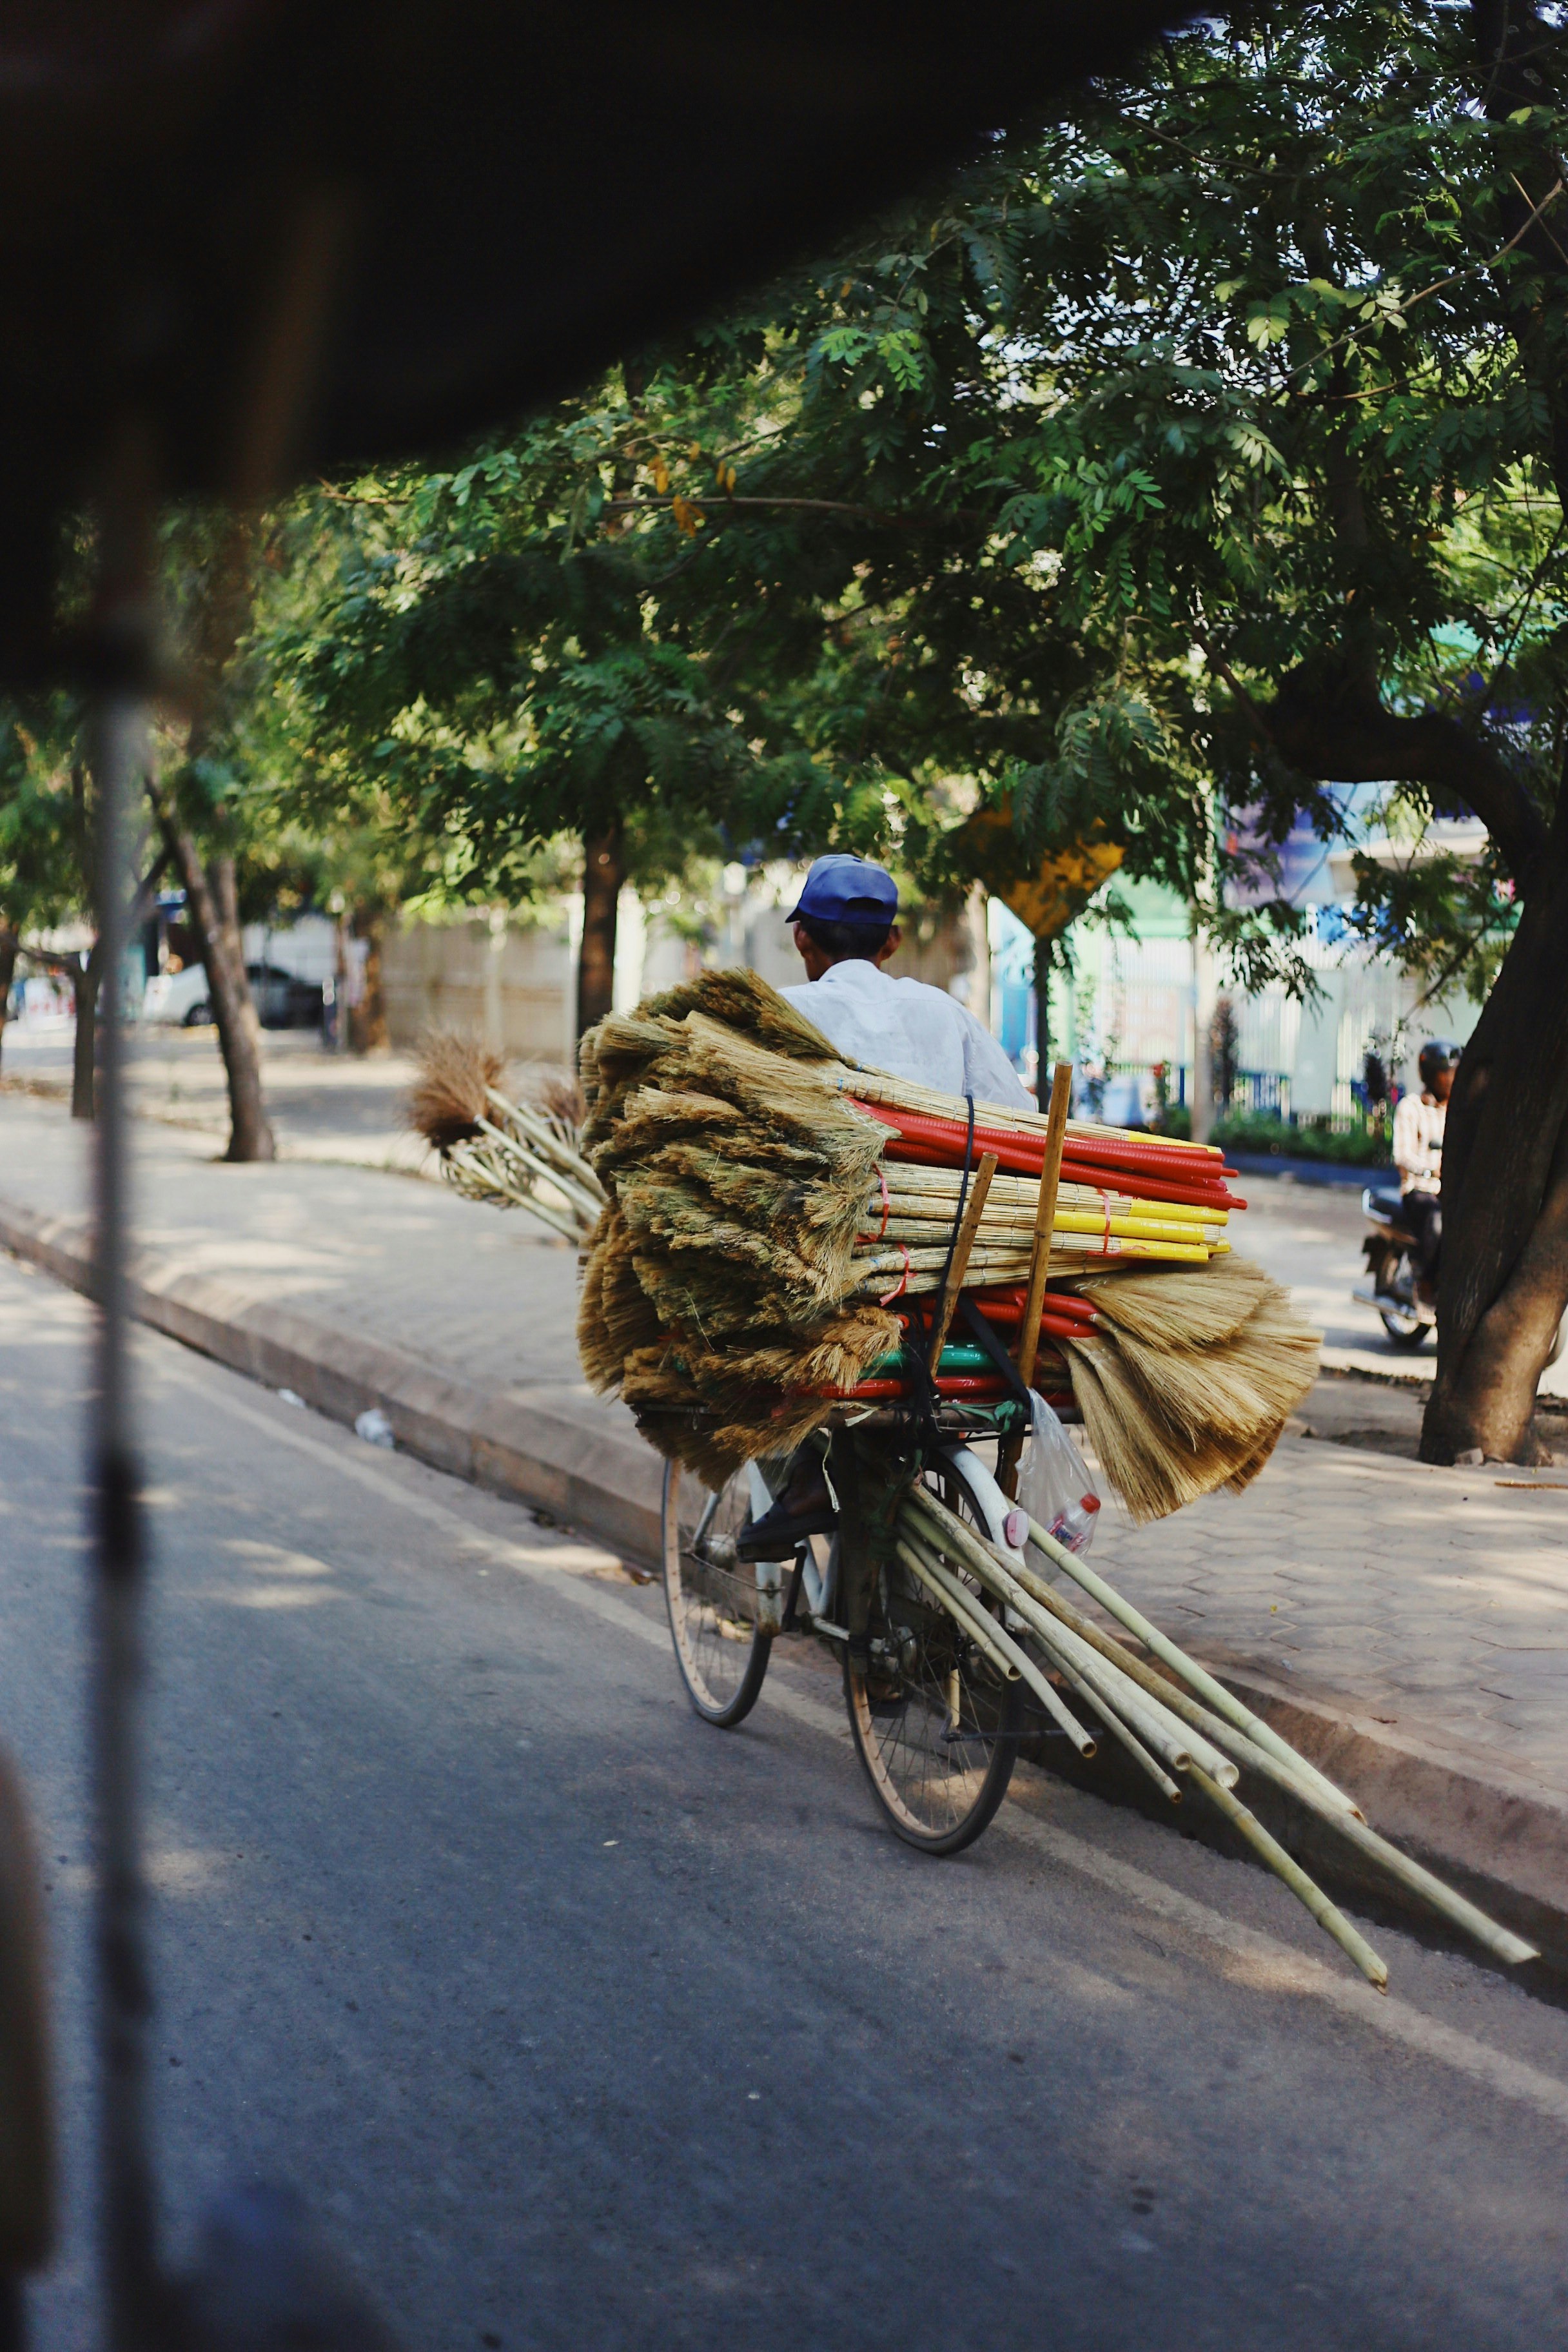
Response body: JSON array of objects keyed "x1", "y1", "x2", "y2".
[{"x1": 1046, "y1": 1493, "x2": 1101, "y2": 1555}]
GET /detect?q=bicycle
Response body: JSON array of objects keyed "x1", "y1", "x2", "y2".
[{"x1": 658, "y1": 1396, "x2": 1048, "y2": 1856}]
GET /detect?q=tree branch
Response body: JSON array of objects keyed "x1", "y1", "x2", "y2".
[
  {"x1": 602, "y1": 494, "x2": 979, "y2": 531},
  {"x1": 1200, "y1": 640, "x2": 1553, "y2": 887}
]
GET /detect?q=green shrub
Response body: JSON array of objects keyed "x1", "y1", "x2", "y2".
[
  {"x1": 1214, "y1": 1110, "x2": 1389, "y2": 1166},
  {"x1": 1148, "y1": 1104, "x2": 1389, "y2": 1164}
]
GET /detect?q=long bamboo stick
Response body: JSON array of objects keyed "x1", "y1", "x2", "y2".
[
  {"x1": 905, "y1": 1514, "x2": 1180, "y2": 1799},
  {"x1": 1023, "y1": 1516, "x2": 1362, "y2": 1819},
  {"x1": 485, "y1": 1086, "x2": 607, "y2": 1199},
  {"x1": 901, "y1": 1491, "x2": 1534, "y2": 1968},
  {"x1": 998, "y1": 1540, "x2": 1539, "y2": 1968},
  {"x1": 1186, "y1": 1765, "x2": 1389, "y2": 1991},
  {"x1": 895, "y1": 1536, "x2": 1021, "y2": 1687},
  {"x1": 1019, "y1": 1064, "x2": 1075, "y2": 1394},
  {"x1": 1003, "y1": 1551, "x2": 1330, "y2": 1799},
  {"x1": 926, "y1": 1152, "x2": 999, "y2": 1366},
  {"x1": 895, "y1": 1533, "x2": 1097, "y2": 1758},
  {"x1": 445, "y1": 1144, "x2": 589, "y2": 1242},
  {"x1": 903, "y1": 1485, "x2": 1237, "y2": 1788},
  {"x1": 473, "y1": 1115, "x2": 605, "y2": 1220}
]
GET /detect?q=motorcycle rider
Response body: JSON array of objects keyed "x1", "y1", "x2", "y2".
[{"x1": 1392, "y1": 1041, "x2": 1458, "y2": 1303}]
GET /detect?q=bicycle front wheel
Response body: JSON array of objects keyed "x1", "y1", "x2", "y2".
[
  {"x1": 845, "y1": 1456, "x2": 1022, "y2": 1854},
  {"x1": 662, "y1": 1459, "x2": 773, "y2": 1727}
]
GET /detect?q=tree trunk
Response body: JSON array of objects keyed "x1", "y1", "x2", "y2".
[
  {"x1": 349, "y1": 917, "x2": 388, "y2": 1054},
  {"x1": 153, "y1": 801, "x2": 275, "y2": 1162},
  {"x1": 577, "y1": 826, "x2": 623, "y2": 1038},
  {"x1": 1190, "y1": 925, "x2": 1216, "y2": 1146},
  {"x1": 0, "y1": 925, "x2": 16, "y2": 1072},
  {"x1": 1421, "y1": 863, "x2": 1568, "y2": 1463},
  {"x1": 71, "y1": 940, "x2": 105, "y2": 1121}
]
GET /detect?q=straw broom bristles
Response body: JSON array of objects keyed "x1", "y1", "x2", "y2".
[
  {"x1": 409, "y1": 1031, "x2": 606, "y2": 1239},
  {"x1": 1074, "y1": 1255, "x2": 1269, "y2": 1347},
  {"x1": 406, "y1": 1031, "x2": 507, "y2": 1152},
  {"x1": 1056, "y1": 1264, "x2": 1320, "y2": 1522},
  {"x1": 1063, "y1": 1336, "x2": 1239, "y2": 1522}
]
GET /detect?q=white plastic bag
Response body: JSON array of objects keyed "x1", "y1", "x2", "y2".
[{"x1": 1010, "y1": 1394, "x2": 1101, "y2": 1560}]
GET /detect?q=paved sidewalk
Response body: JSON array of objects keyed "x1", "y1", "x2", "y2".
[
  {"x1": 3, "y1": 1092, "x2": 1566, "y2": 1955},
  {"x1": 1, "y1": 1023, "x2": 440, "y2": 1173}
]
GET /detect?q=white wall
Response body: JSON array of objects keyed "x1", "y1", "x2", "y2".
[
  {"x1": 241, "y1": 915, "x2": 337, "y2": 985},
  {"x1": 380, "y1": 910, "x2": 576, "y2": 1063}
]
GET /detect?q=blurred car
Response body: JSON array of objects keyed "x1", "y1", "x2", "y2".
[
  {"x1": 246, "y1": 962, "x2": 326, "y2": 1029},
  {"x1": 141, "y1": 961, "x2": 325, "y2": 1029},
  {"x1": 142, "y1": 965, "x2": 213, "y2": 1025}
]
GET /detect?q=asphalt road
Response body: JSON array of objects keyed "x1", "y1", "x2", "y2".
[{"x1": 4, "y1": 1251, "x2": 1568, "y2": 2351}]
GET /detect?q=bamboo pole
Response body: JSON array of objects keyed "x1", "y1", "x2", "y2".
[
  {"x1": 485, "y1": 1085, "x2": 607, "y2": 1199},
  {"x1": 445, "y1": 1144, "x2": 588, "y2": 1242},
  {"x1": 1023, "y1": 1515, "x2": 1363, "y2": 1820},
  {"x1": 473, "y1": 1113, "x2": 604, "y2": 1220},
  {"x1": 1018, "y1": 1064, "x2": 1074, "y2": 1392},
  {"x1": 987, "y1": 1534, "x2": 1538, "y2": 1968},
  {"x1": 908, "y1": 1520, "x2": 1181, "y2": 1801},
  {"x1": 895, "y1": 1533, "x2": 1098, "y2": 1759},
  {"x1": 1185, "y1": 1765, "x2": 1389, "y2": 1991},
  {"x1": 1003, "y1": 1550, "x2": 1328, "y2": 1796},
  {"x1": 926, "y1": 1151, "x2": 998, "y2": 1366},
  {"x1": 903, "y1": 1485, "x2": 1237, "y2": 1788}
]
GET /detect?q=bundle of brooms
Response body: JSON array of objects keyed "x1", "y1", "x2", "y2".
[
  {"x1": 571, "y1": 967, "x2": 1322, "y2": 1508},
  {"x1": 407, "y1": 1032, "x2": 607, "y2": 1244}
]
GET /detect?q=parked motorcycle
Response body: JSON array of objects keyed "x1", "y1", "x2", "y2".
[{"x1": 1353, "y1": 1182, "x2": 1567, "y2": 1362}]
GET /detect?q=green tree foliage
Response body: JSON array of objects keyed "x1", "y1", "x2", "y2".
[{"x1": 261, "y1": 0, "x2": 1568, "y2": 1456}]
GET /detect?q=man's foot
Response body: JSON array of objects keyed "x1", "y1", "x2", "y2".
[{"x1": 736, "y1": 1485, "x2": 836, "y2": 1560}]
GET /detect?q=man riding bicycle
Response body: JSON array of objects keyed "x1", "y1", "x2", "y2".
[{"x1": 738, "y1": 854, "x2": 1032, "y2": 1560}]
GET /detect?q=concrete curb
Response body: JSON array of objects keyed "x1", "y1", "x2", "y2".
[
  {"x1": 0, "y1": 1198, "x2": 665, "y2": 1565},
  {"x1": 5, "y1": 1193, "x2": 1564, "y2": 1971}
]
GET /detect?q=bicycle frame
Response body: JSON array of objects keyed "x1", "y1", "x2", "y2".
[{"x1": 793, "y1": 1438, "x2": 1022, "y2": 1636}]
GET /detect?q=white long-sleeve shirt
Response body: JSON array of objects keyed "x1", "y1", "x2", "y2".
[
  {"x1": 1393, "y1": 1091, "x2": 1446, "y2": 1195},
  {"x1": 781, "y1": 957, "x2": 1032, "y2": 1110}
]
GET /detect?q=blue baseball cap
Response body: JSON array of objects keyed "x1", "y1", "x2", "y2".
[{"x1": 787, "y1": 854, "x2": 899, "y2": 928}]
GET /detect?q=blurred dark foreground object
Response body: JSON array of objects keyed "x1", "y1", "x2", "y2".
[
  {"x1": 0, "y1": 0, "x2": 1181, "y2": 678},
  {"x1": 0, "y1": 1748, "x2": 52, "y2": 2352},
  {"x1": 177, "y1": 2186, "x2": 398, "y2": 2352}
]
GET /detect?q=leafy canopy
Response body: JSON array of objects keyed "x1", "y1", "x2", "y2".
[{"x1": 260, "y1": 2, "x2": 1568, "y2": 1003}]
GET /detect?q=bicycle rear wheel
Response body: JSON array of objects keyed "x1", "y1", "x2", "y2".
[
  {"x1": 845, "y1": 1455, "x2": 1022, "y2": 1854},
  {"x1": 662, "y1": 1460, "x2": 773, "y2": 1727}
]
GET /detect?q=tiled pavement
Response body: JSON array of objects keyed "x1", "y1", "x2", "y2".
[{"x1": 1101, "y1": 1438, "x2": 1568, "y2": 1810}]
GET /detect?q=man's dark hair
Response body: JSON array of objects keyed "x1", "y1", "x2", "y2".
[{"x1": 799, "y1": 915, "x2": 892, "y2": 961}]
